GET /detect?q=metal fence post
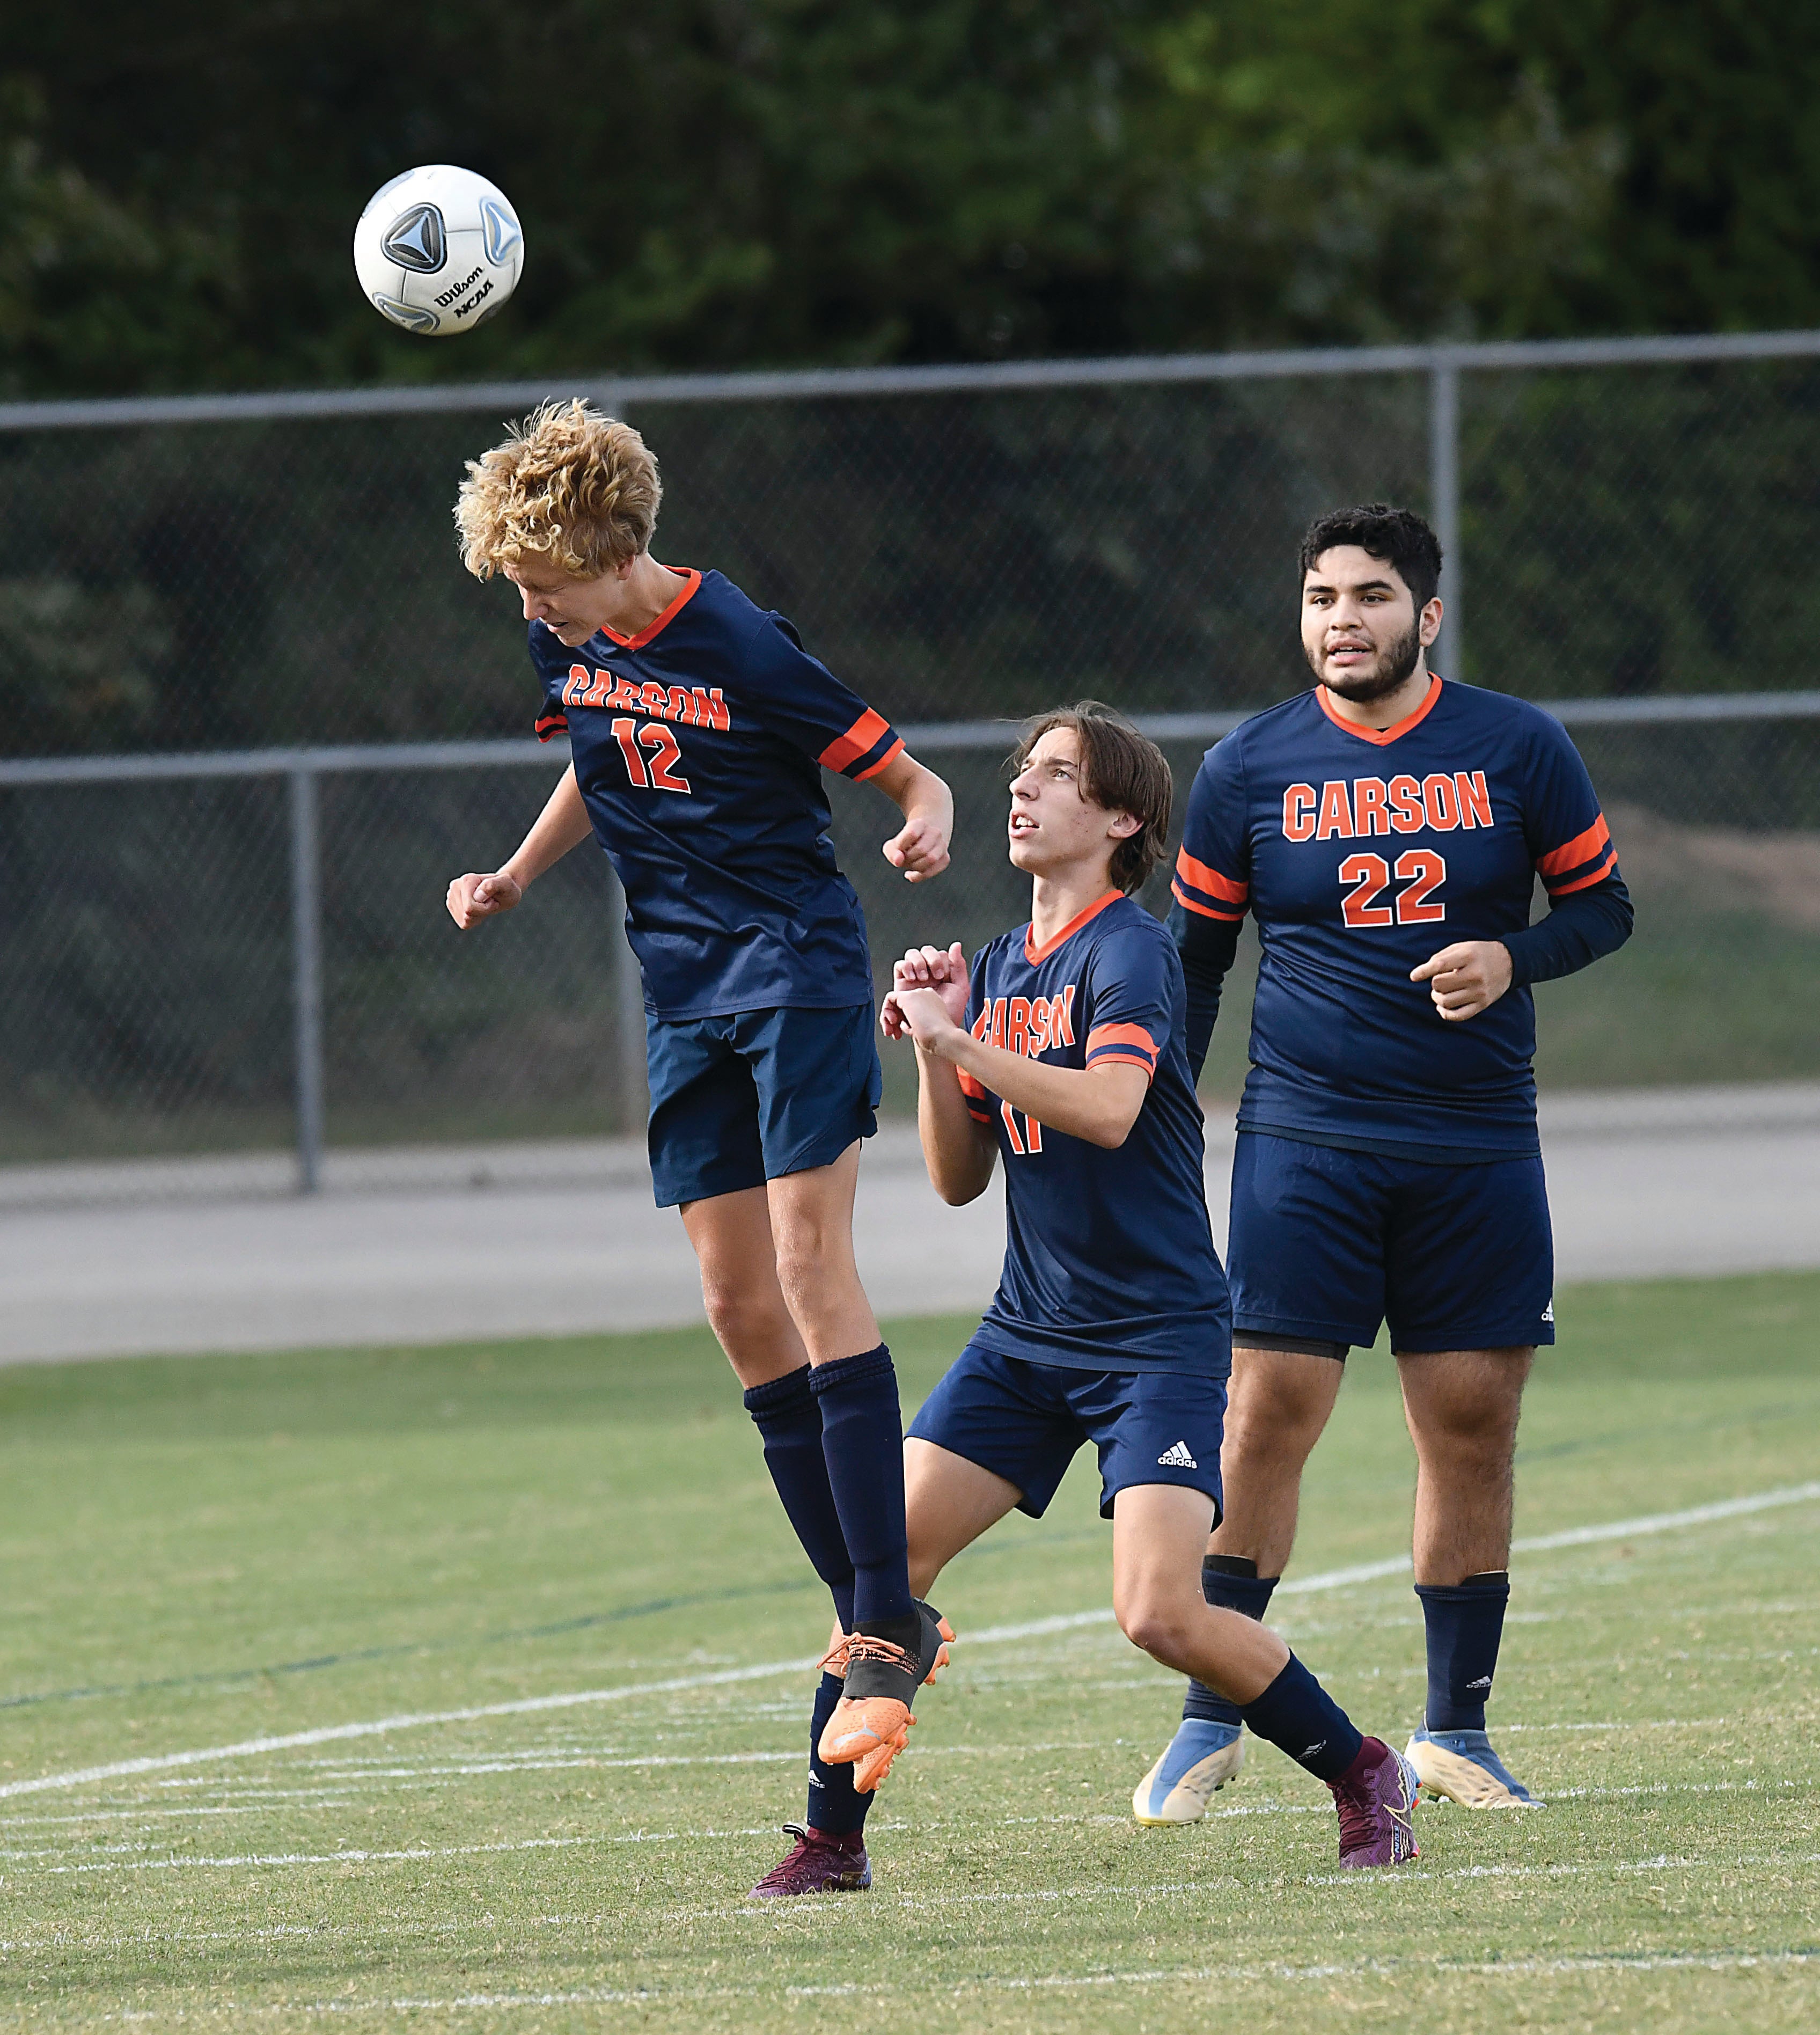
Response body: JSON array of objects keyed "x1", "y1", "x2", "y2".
[
  {"x1": 288, "y1": 765, "x2": 325, "y2": 1193},
  {"x1": 1428, "y1": 352, "x2": 1461, "y2": 676}
]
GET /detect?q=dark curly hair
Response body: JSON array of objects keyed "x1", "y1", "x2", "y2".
[{"x1": 1298, "y1": 503, "x2": 1442, "y2": 609}]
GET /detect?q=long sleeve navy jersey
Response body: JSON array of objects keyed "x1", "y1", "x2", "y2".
[{"x1": 1168, "y1": 677, "x2": 1634, "y2": 1162}]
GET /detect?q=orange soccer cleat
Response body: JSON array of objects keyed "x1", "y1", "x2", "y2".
[{"x1": 817, "y1": 1598, "x2": 954, "y2": 1793}]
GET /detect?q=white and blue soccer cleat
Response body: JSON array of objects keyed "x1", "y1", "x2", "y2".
[
  {"x1": 1132, "y1": 1719, "x2": 1245, "y2": 1825},
  {"x1": 1404, "y1": 1726, "x2": 1541, "y2": 1807}
]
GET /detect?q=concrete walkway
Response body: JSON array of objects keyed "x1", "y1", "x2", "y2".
[{"x1": 2, "y1": 1084, "x2": 1817, "y2": 1365}]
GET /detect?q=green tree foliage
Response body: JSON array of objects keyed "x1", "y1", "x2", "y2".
[{"x1": 0, "y1": 1, "x2": 1815, "y2": 397}]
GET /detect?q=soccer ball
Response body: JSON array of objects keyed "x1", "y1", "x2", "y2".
[{"x1": 353, "y1": 165, "x2": 523, "y2": 338}]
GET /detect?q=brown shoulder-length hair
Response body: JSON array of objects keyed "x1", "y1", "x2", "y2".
[{"x1": 1013, "y1": 701, "x2": 1173, "y2": 895}]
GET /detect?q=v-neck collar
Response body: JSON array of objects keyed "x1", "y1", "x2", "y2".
[
  {"x1": 1024, "y1": 889, "x2": 1121, "y2": 965},
  {"x1": 1315, "y1": 672, "x2": 1443, "y2": 746},
  {"x1": 598, "y1": 567, "x2": 702, "y2": 650}
]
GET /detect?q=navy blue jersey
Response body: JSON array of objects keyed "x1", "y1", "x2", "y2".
[
  {"x1": 1171, "y1": 677, "x2": 1621, "y2": 1157},
  {"x1": 958, "y1": 892, "x2": 1230, "y2": 1375},
  {"x1": 531, "y1": 568, "x2": 903, "y2": 1020}
]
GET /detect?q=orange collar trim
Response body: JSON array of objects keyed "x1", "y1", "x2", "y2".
[
  {"x1": 1315, "y1": 672, "x2": 1443, "y2": 746},
  {"x1": 1025, "y1": 889, "x2": 1122, "y2": 966},
  {"x1": 601, "y1": 567, "x2": 702, "y2": 650}
]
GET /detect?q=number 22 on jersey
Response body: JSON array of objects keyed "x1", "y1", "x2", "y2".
[{"x1": 1339, "y1": 850, "x2": 1446, "y2": 927}]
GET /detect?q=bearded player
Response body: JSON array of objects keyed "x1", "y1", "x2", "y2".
[
  {"x1": 447, "y1": 402, "x2": 959, "y2": 1788},
  {"x1": 751, "y1": 705, "x2": 1418, "y2": 1898},
  {"x1": 1133, "y1": 505, "x2": 1633, "y2": 1825}
]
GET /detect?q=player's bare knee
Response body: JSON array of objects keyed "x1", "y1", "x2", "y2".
[
  {"x1": 1225, "y1": 1392, "x2": 1323, "y2": 1468},
  {"x1": 697, "y1": 1272, "x2": 787, "y2": 1357},
  {"x1": 770, "y1": 1219, "x2": 854, "y2": 1315},
  {"x1": 770, "y1": 1234, "x2": 828, "y2": 1309},
  {"x1": 1115, "y1": 1585, "x2": 1197, "y2": 1668},
  {"x1": 1411, "y1": 1398, "x2": 1521, "y2": 1464},
  {"x1": 1121, "y1": 1610, "x2": 1193, "y2": 1671}
]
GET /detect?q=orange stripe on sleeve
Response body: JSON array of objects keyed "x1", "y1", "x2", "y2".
[
  {"x1": 1536, "y1": 812, "x2": 1611, "y2": 879},
  {"x1": 818, "y1": 708, "x2": 893, "y2": 775},
  {"x1": 852, "y1": 736, "x2": 905, "y2": 783},
  {"x1": 1175, "y1": 846, "x2": 1248, "y2": 904},
  {"x1": 1085, "y1": 1023, "x2": 1159, "y2": 1078},
  {"x1": 1547, "y1": 844, "x2": 1620, "y2": 895},
  {"x1": 957, "y1": 1068, "x2": 993, "y2": 1119},
  {"x1": 1171, "y1": 879, "x2": 1246, "y2": 923}
]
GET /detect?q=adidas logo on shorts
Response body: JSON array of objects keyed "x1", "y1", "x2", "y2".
[{"x1": 1157, "y1": 1440, "x2": 1199, "y2": 1469}]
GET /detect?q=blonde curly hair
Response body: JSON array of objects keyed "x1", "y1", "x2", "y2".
[{"x1": 455, "y1": 400, "x2": 662, "y2": 580}]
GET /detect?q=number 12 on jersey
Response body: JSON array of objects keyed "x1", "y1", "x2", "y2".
[
  {"x1": 1340, "y1": 850, "x2": 1446, "y2": 927},
  {"x1": 611, "y1": 718, "x2": 692, "y2": 794}
]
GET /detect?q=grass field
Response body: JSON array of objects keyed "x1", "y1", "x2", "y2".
[{"x1": 2, "y1": 1275, "x2": 1818, "y2": 2032}]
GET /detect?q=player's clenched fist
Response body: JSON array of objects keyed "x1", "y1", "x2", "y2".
[
  {"x1": 876, "y1": 755, "x2": 955, "y2": 885},
  {"x1": 1410, "y1": 939, "x2": 1514, "y2": 1022},
  {"x1": 882, "y1": 812, "x2": 952, "y2": 883},
  {"x1": 446, "y1": 870, "x2": 524, "y2": 930},
  {"x1": 880, "y1": 942, "x2": 969, "y2": 1040}
]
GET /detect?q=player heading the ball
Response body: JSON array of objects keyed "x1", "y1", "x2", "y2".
[
  {"x1": 752, "y1": 705, "x2": 1418, "y2": 1899},
  {"x1": 446, "y1": 402, "x2": 958, "y2": 1802}
]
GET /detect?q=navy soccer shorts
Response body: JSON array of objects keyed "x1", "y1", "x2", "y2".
[
  {"x1": 1227, "y1": 1131, "x2": 1555, "y2": 1356},
  {"x1": 644, "y1": 1001, "x2": 881, "y2": 1208},
  {"x1": 908, "y1": 1337, "x2": 1227, "y2": 1522}
]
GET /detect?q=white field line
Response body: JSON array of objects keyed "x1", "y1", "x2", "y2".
[
  {"x1": 16, "y1": 1847, "x2": 1818, "y2": 1956},
  {"x1": 847, "y1": 1851, "x2": 1820, "y2": 1908},
  {"x1": 13, "y1": 1792, "x2": 1817, "y2": 1890},
  {"x1": 0, "y1": 1719, "x2": 1728, "y2": 1832},
  {"x1": 10, "y1": 1477, "x2": 1818, "y2": 1807},
  {"x1": 1515, "y1": 1481, "x2": 1820, "y2": 1551},
  {"x1": 107, "y1": 1946, "x2": 1820, "y2": 2021},
  {"x1": 790, "y1": 1946, "x2": 1820, "y2": 2000},
  {"x1": 10, "y1": 1827, "x2": 782, "y2": 1876}
]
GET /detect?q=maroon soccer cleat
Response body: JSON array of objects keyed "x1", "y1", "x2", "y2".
[
  {"x1": 747, "y1": 1822, "x2": 872, "y2": 1898},
  {"x1": 1329, "y1": 1737, "x2": 1421, "y2": 1869}
]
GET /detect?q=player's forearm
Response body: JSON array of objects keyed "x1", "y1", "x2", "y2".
[
  {"x1": 877, "y1": 751, "x2": 952, "y2": 832},
  {"x1": 914, "y1": 1046, "x2": 996, "y2": 1203},
  {"x1": 1502, "y1": 873, "x2": 1634, "y2": 988},
  {"x1": 501, "y1": 766, "x2": 595, "y2": 888},
  {"x1": 939, "y1": 1033, "x2": 1146, "y2": 1150},
  {"x1": 1169, "y1": 904, "x2": 1242, "y2": 1082}
]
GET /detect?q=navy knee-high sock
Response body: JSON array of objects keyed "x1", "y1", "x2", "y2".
[
  {"x1": 743, "y1": 1370, "x2": 870, "y2": 1836},
  {"x1": 742, "y1": 1369, "x2": 856, "y2": 1628},
  {"x1": 806, "y1": 1672, "x2": 871, "y2": 1836},
  {"x1": 1183, "y1": 1556, "x2": 1280, "y2": 1728},
  {"x1": 809, "y1": 1345, "x2": 914, "y2": 1631},
  {"x1": 1239, "y1": 1655, "x2": 1364, "y2": 1782},
  {"x1": 1416, "y1": 1571, "x2": 1511, "y2": 1732}
]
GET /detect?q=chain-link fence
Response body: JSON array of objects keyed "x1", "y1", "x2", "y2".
[{"x1": 4, "y1": 335, "x2": 1820, "y2": 1181}]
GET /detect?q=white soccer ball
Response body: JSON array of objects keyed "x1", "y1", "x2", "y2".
[{"x1": 353, "y1": 165, "x2": 523, "y2": 338}]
